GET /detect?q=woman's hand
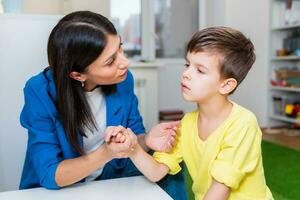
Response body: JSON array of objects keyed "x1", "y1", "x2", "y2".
[
  {"x1": 103, "y1": 126, "x2": 137, "y2": 159},
  {"x1": 145, "y1": 121, "x2": 180, "y2": 152},
  {"x1": 104, "y1": 125, "x2": 127, "y2": 143}
]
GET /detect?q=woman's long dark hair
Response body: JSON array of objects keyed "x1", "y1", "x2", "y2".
[{"x1": 47, "y1": 11, "x2": 117, "y2": 154}]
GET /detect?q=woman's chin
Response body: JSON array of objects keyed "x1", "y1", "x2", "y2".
[
  {"x1": 120, "y1": 72, "x2": 127, "y2": 80},
  {"x1": 116, "y1": 72, "x2": 127, "y2": 83}
]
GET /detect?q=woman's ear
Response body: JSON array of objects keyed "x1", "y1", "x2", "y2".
[
  {"x1": 219, "y1": 78, "x2": 237, "y2": 95},
  {"x1": 69, "y1": 71, "x2": 85, "y2": 82}
]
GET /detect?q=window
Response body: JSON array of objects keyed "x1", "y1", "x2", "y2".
[
  {"x1": 5, "y1": 0, "x2": 200, "y2": 60},
  {"x1": 154, "y1": 0, "x2": 199, "y2": 58},
  {"x1": 110, "y1": 0, "x2": 141, "y2": 58}
]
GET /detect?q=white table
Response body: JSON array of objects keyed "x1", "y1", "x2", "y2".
[{"x1": 0, "y1": 176, "x2": 172, "y2": 200}]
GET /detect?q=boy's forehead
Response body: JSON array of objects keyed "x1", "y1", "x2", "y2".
[{"x1": 186, "y1": 51, "x2": 223, "y2": 68}]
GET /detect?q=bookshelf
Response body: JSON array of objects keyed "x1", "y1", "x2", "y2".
[{"x1": 268, "y1": 0, "x2": 300, "y2": 126}]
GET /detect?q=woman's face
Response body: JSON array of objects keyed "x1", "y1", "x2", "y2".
[{"x1": 81, "y1": 34, "x2": 130, "y2": 91}]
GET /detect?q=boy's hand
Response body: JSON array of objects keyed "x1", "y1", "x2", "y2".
[{"x1": 145, "y1": 121, "x2": 179, "y2": 152}]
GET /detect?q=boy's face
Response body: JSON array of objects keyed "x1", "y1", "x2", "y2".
[{"x1": 181, "y1": 51, "x2": 225, "y2": 103}]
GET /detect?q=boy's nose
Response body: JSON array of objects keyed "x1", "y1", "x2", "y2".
[{"x1": 182, "y1": 68, "x2": 191, "y2": 80}]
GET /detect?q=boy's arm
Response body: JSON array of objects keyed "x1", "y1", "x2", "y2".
[
  {"x1": 129, "y1": 144, "x2": 169, "y2": 182},
  {"x1": 203, "y1": 179, "x2": 230, "y2": 200}
]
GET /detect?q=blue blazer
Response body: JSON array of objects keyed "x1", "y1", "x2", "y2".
[{"x1": 19, "y1": 69, "x2": 145, "y2": 190}]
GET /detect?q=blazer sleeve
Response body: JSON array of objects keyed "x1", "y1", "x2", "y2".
[{"x1": 20, "y1": 84, "x2": 62, "y2": 189}]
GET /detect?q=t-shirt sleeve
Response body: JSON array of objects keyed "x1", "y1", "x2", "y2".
[
  {"x1": 153, "y1": 125, "x2": 184, "y2": 175},
  {"x1": 210, "y1": 122, "x2": 262, "y2": 190}
]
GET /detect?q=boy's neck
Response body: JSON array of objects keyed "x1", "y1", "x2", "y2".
[{"x1": 197, "y1": 96, "x2": 233, "y2": 121}]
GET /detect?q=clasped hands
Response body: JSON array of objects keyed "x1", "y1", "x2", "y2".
[
  {"x1": 103, "y1": 121, "x2": 180, "y2": 159},
  {"x1": 104, "y1": 126, "x2": 138, "y2": 159}
]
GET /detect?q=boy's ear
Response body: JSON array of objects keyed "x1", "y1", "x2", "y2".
[
  {"x1": 69, "y1": 71, "x2": 86, "y2": 82},
  {"x1": 219, "y1": 78, "x2": 237, "y2": 95}
]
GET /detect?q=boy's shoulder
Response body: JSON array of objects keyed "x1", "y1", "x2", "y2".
[
  {"x1": 181, "y1": 110, "x2": 198, "y2": 123},
  {"x1": 232, "y1": 102, "x2": 258, "y2": 125},
  {"x1": 179, "y1": 102, "x2": 259, "y2": 129},
  {"x1": 180, "y1": 110, "x2": 199, "y2": 131}
]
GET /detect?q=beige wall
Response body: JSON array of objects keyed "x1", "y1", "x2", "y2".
[
  {"x1": 23, "y1": 0, "x2": 63, "y2": 14},
  {"x1": 22, "y1": 0, "x2": 110, "y2": 17},
  {"x1": 65, "y1": 0, "x2": 110, "y2": 17},
  {"x1": 198, "y1": 0, "x2": 270, "y2": 126}
]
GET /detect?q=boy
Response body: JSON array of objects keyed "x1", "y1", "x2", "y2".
[{"x1": 112, "y1": 27, "x2": 273, "y2": 199}]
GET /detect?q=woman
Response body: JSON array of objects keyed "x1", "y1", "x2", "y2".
[{"x1": 19, "y1": 11, "x2": 186, "y2": 200}]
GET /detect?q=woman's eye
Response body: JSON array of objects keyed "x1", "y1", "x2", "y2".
[{"x1": 107, "y1": 59, "x2": 115, "y2": 66}]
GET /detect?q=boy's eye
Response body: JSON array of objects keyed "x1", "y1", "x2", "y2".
[
  {"x1": 197, "y1": 69, "x2": 204, "y2": 73},
  {"x1": 184, "y1": 63, "x2": 190, "y2": 68}
]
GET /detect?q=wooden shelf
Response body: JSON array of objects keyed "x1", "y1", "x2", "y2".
[
  {"x1": 269, "y1": 0, "x2": 300, "y2": 127},
  {"x1": 270, "y1": 86, "x2": 300, "y2": 92},
  {"x1": 270, "y1": 115, "x2": 300, "y2": 124},
  {"x1": 271, "y1": 56, "x2": 300, "y2": 61},
  {"x1": 272, "y1": 23, "x2": 300, "y2": 31}
]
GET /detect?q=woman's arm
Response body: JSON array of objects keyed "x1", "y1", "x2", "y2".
[
  {"x1": 56, "y1": 127, "x2": 135, "y2": 187},
  {"x1": 104, "y1": 127, "x2": 169, "y2": 182},
  {"x1": 129, "y1": 143, "x2": 169, "y2": 182},
  {"x1": 203, "y1": 180, "x2": 230, "y2": 200},
  {"x1": 55, "y1": 144, "x2": 111, "y2": 187}
]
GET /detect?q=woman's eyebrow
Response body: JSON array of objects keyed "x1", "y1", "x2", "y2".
[
  {"x1": 104, "y1": 51, "x2": 117, "y2": 64},
  {"x1": 103, "y1": 41, "x2": 121, "y2": 64}
]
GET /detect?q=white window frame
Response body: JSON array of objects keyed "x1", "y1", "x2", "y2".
[{"x1": 140, "y1": 0, "x2": 205, "y2": 61}]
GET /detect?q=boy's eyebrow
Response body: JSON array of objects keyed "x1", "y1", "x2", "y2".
[
  {"x1": 196, "y1": 63, "x2": 208, "y2": 70},
  {"x1": 184, "y1": 56, "x2": 189, "y2": 62},
  {"x1": 185, "y1": 56, "x2": 209, "y2": 70}
]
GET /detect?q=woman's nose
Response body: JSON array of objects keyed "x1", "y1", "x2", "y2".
[{"x1": 119, "y1": 53, "x2": 130, "y2": 69}]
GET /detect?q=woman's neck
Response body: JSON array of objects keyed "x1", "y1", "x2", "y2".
[{"x1": 84, "y1": 81, "x2": 97, "y2": 92}]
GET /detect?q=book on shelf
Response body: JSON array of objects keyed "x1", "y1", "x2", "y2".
[
  {"x1": 284, "y1": 0, "x2": 300, "y2": 25},
  {"x1": 159, "y1": 109, "x2": 184, "y2": 116},
  {"x1": 159, "y1": 114, "x2": 184, "y2": 121},
  {"x1": 159, "y1": 109, "x2": 184, "y2": 121}
]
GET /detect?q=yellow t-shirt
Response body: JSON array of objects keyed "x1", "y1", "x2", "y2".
[{"x1": 153, "y1": 102, "x2": 273, "y2": 200}]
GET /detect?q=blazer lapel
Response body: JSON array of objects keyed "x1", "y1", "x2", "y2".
[{"x1": 105, "y1": 91, "x2": 123, "y2": 126}]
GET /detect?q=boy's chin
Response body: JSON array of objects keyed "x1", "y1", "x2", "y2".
[{"x1": 181, "y1": 93, "x2": 195, "y2": 102}]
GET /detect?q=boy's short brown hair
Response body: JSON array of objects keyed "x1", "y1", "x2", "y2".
[{"x1": 187, "y1": 26, "x2": 256, "y2": 93}]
